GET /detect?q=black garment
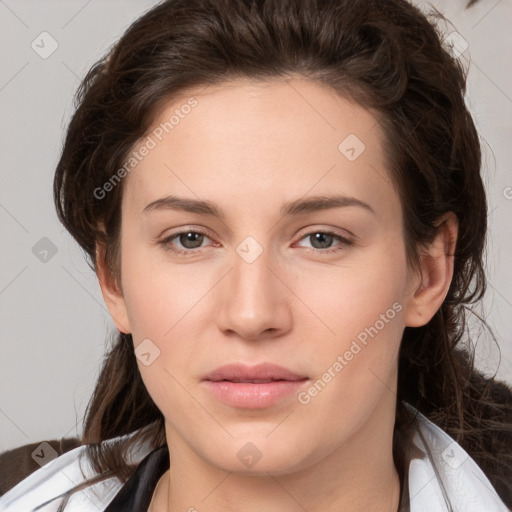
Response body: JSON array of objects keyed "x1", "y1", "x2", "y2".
[
  {"x1": 104, "y1": 445, "x2": 169, "y2": 512},
  {"x1": 104, "y1": 443, "x2": 409, "y2": 512}
]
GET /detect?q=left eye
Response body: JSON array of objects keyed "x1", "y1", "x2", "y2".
[
  {"x1": 295, "y1": 231, "x2": 351, "y2": 251},
  {"x1": 160, "y1": 230, "x2": 352, "y2": 255}
]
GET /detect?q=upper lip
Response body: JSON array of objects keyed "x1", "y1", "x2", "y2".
[{"x1": 204, "y1": 363, "x2": 308, "y2": 382}]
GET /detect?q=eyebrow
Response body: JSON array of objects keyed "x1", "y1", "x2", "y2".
[{"x1": 142, "y1": 194, "x2": 375, "y2": 218}]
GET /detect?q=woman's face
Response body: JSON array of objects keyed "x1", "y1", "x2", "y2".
[{"x1": 107, "y1": 78, "x2": 421, "y2": 475}]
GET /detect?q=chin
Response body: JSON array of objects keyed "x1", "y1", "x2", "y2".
[{"x1": 202, "y1": 436, "x2": 316, "y2": 477}]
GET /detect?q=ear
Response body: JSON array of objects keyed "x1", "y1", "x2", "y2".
[
  {"x1": 404, "y1": 212, "x2": 458, "y2": 327},
  {"x1": 95, "y1": 242, "x2": 132, "y2": 334}
]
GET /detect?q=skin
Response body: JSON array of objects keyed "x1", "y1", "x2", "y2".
[{"x1": 96, "y1": 77, "x2": 458, "y2": 512}]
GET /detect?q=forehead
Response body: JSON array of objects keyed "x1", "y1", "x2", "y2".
[{"x1": 122, "y1": 78, "x2": 399, "y2": 223}]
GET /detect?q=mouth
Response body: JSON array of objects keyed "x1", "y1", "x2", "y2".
[
  {"x1": 204, "y1": 362, "x2": 308, "y2": 383},
  {"x1": 209, "y1": 377, "x2": 306, "y2": 383},
  {"x1": 202, "y1": 363, "x2": 309, "y2": 409}
]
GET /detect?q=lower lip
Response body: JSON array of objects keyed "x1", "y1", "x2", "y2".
[{"x1": 203, "y1": 379, "x2": 308, "y2": 409}]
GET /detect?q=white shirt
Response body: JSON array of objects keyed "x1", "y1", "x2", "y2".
[{"x1": 0, "y1": 408, "x2": 509, "y2": 512}]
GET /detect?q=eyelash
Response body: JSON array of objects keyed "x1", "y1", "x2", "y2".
[{"x1": 159, "y1": 228, "x2": 353, "y2": 256}]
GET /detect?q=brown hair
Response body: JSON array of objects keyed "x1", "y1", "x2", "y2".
[{"x1": 52, "y1": 0, "x2": 512, "y2": 509}]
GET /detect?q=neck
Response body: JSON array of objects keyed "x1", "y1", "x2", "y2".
[{"x1": 151, "y1": 397, "x2": 401, "y2": 512}]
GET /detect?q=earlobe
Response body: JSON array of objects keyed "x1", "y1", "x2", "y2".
[
  {"x1": 95, "y1": 242, "x2": 132, "y2": 334},
  {"x1": 404, "y1": 212, "x2": 458, "y2": 328}
]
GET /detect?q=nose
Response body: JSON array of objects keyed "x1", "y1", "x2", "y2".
[{"x1": 215, "y1": 244, "x2": 293, "y2": 341}]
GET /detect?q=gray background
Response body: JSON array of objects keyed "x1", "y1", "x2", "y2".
[{"x1": 1, "y1": 0, "x2": 511, "y2": 452}]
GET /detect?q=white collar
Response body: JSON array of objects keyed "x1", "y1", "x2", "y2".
[{"x1": 405, "y1": 406, "x2": 509, "y2": 511}]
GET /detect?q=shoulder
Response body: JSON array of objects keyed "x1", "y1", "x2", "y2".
[
  {"x1": 0, "y1": 432, "x2": 153, "y2": 512},
  {"x1": 406, "y1": 404, "x2": 510, "y2": 512}
]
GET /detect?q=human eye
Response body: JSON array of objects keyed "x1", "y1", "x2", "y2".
[
  {"x1": 159, "y1": 228, "x2": 216, "y2": 256},
  {"x1": 294, "y1": 229, "x2": 353, "y2": 254},
  {"x1": 158, "y1": 227, "x2": 353, "y2": 257}
]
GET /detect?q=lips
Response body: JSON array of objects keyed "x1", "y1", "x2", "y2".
[
  {"x1": 203, "y1": 363, "x2": 309, "y2": 409},
  {"x1": 204, "y1": 362, "x2": 307, "y2": 383}
]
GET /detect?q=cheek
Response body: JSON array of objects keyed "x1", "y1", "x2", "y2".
[
  {"x1": 120, "y1": 244, "x2": 206, "y2": 339},
  {"x1": 290, "y1": 262, "x2": 406, "y2": 453},
  {"x1": 299, "y1": 279, "x2": 404, "y2": 390},
  {"x1": 290, "y1": 241, "x2": 407, "y2": 403},
  {"x1": 119, "y1": 248, "x2": 209, "y2": 421},
  {"x1": 291, "y1": 238, "x2": 408, "y2": 341},
  {"x1": 119, "y1": 242, "x2": 219, "y2": 375}
]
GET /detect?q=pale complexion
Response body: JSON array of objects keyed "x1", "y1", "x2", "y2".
[{"x1": 96, "y1": 78, "x2": 457, "y2": 512}]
